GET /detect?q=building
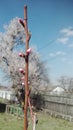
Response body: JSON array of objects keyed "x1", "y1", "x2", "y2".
[{"x1": 0, "y1": 87, "x2": 17, "y2": 101}]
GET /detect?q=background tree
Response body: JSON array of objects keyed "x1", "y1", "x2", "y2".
[
  {"x1": 0, "y1": 18, "x2": 50, "y2": 98},
  {"x1": 58, "y1": 76, "x2": 73, "y2": 93}
]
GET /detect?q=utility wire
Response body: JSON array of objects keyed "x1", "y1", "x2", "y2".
[
  {"x1": 37, "y1": 39, "x2": 57, "y2": 62},
  {"x1": 38, "y1": 39, "x2": 56, "y2": 53}
]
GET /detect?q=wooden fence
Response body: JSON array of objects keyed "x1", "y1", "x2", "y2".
[
  {"x1": 43, "y1": 94, "x2": 73, "y2": 121},
  {"x1": 4, "y1": 93, "x2": 73, "y2": 121}
]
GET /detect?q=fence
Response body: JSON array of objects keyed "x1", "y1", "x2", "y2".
[
  {"x1": 4, "y1": 93, "x2": 73, "y2": 121},
  {"x1": 6, "y1": 105, "x2": 24, "y2": 117},
  {"x1": 43, "y1": 94, "x2": 73, "y2": 121}
]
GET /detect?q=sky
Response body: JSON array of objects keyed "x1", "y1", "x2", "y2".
[{"x1": 0, "y1": 0, "x2": 73, "y2": 85}]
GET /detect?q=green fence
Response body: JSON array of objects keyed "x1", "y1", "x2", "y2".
[{"x1": 6, "y1": 105, "x2": 23, "y2": 117}]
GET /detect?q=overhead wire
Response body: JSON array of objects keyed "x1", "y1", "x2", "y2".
[
  {"x1": 37, "y1": 38, "x2": 58, "y2": 63},
  {"x1": 32, "y1": 38, "x2": 64, "y2": 71},
  {"x1": 29, "y1": 34, "x2": 62, "y2": 68},
  {"x1": 37, "y1": 39, "x2": 56, "y2": 53},
  {"x1": 29, "y1": 38, "x2": 59, "y2": 68}
]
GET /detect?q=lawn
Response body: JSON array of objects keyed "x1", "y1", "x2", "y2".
[{"x1": 0, "y1": 112, "x2": 73, "y2": 130}]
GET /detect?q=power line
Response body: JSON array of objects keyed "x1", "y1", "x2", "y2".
[
  {"x1": 38, "y1": 39, "x2": 56, "y2": 52},
  {"x1": 37, "y1": 39, "x2": 57, "y2": 61}
]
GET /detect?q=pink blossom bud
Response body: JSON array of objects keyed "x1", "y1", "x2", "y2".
[
  {"x1": 18, "y1": 52, "x2": 25, "y2": 58},
  {"x1": 26, "y1": 48, "x2": 32, "y2": 55},
  {"x1": 28, "y1": 81, "x2": 30, "y2": 85},
  {"x1": 19, "y1": 68, "x2": 25, "y2": 74},
  {"x1": 19, "y1": 19, "x2": 24, "y2": 27},
  {"x1": 22, "y1": 82, "x2": 25, "y2": 86},
  {"x1": 18, "y1": 52, "x2": 23, "y2": 57},
  {"x1": 21, "y1": 76, "x2": 25, "y2": 80}
]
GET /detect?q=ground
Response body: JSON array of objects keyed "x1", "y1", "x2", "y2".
[{"x1": 0, "y1": 112, "x2": 73, "y2": 130}]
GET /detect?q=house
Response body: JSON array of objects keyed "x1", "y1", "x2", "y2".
[
  {"x1": 50, "y1": 86, "x2": 65, "y2": 95},
  {"x1": 0, "y1": 87, "x2": 17, "y2": 101}
]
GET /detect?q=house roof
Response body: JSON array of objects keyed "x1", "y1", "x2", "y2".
[{"x1": 51, "y1": 86, "x2": 65, "y2": 95}]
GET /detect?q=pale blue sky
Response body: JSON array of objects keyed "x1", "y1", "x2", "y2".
[{"x1": 0, "y1": 0, "x2": 73, "y2": 85}]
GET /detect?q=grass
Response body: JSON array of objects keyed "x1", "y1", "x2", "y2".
[
  {"x1": 0, "y1": 113, "x2": 24, "y2": 130},
  {"x1": 0, "y1": 112, "x2": 73, "y2": 130}
]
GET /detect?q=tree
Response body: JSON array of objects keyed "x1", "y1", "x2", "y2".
[
  {"x1": 58, "y1": 76, "x2": 73, "y2": 93},
  {"x1": 0, "y1": 18, "x2": 49, "y2": 95}
]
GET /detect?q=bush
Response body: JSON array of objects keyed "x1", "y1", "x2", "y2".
[{"x1": 30, "y1": 93, "x2": 45, "y2": 110}]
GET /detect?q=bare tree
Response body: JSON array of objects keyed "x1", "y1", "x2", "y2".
[
  {"x1": 0, "y1": 18, "x2": 49, "y2": 95},
  {"x1": 58, "y1": 76, "x2": 73, "y2": 93},
  {"x1": 66, "y1": 77, "x2": 73, "y2": 93}
]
